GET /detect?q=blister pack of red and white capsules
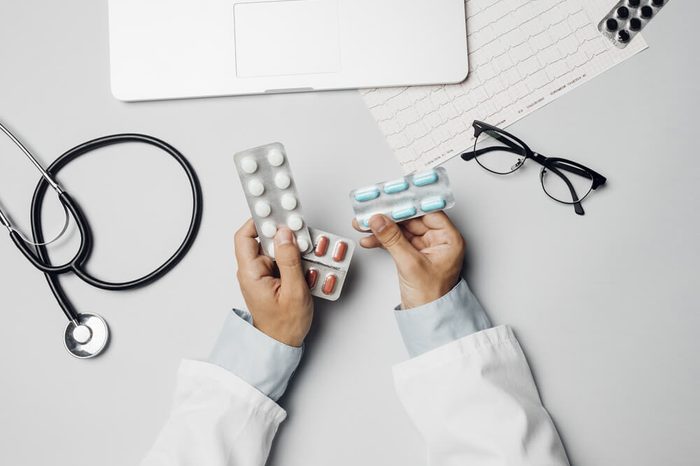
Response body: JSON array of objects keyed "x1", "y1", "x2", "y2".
[{"x1": 302, "y1": 228, "x2": 355, "y2": 301}]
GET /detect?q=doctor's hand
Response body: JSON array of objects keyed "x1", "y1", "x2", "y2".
[
  {"x1": 234, "y1": 219, "x2": 314, "y2": 347},
  {"x1": 354, "y1": 212, "x2": 465, "y2": 309}
]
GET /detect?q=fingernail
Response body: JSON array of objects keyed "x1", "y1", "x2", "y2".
[
  {"x1": 369, "y1": 214, "x2": 389, "y2": 234},
  {"x1": 275, "y1": 227, "x2": 294, "y2": 245}
]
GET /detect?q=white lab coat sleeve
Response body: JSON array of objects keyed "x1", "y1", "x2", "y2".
[
  {"x1": 393, "y1": 325, "x2": 570, "y2": 466},
  {"x1": 141, "y1": 359, "x2": 286, "y2": 466}
]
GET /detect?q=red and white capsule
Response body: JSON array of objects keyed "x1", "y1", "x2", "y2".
[
  {"x1": 332, "y1": 241, "x2": 348, "y2": 262},
  {"x1": 305, "y1": 268, "x2": 319, "y2": 289},
  {"x1": 322, "y1": 273, "x2": 338, "y2": 295},
  {"x1": 315, "y1": 235, "x2": 330, "y2": 257}
]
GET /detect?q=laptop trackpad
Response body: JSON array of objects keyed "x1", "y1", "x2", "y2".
[{"x1": 234, "y1": 0, "x2": 341, "y2": 78}]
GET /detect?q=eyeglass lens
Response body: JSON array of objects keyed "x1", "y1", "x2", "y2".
[
  {"x1": 540, "y1": 161, "x2": 594, "y2": 205},
  {"x1": 473, "y1": 129, "x2": 527, "y2": 175}
]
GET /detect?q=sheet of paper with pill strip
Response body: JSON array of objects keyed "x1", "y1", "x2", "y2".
[
  {"x1": 360, "y1": 0, "x2": 647, "y2": 174},
  {"x1": 234, "y1": 143, "x2": 313, "y2": 257},
  {"x1": 598, "y1": 0, "x2": 669, "y2": 48},
  {"x1": 350, "y1": 167, "x2": 455, "y2": 230},
  {"x1": 302, "y1": 228, "x2": 355, "y2": 301}
]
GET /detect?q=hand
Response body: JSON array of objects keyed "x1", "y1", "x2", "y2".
[
  {"x1": 353, "y1": 212, "x2": 465, "y2": 309},
  {"x1": 234, "y1": 219, "x2": 314, "y2": 347}
]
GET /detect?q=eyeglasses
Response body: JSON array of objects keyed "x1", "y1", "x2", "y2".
[{"x1": 461, "y1": 120, "x2": 607, "y2": 216}]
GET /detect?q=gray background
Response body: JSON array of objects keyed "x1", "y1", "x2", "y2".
[{"x1": 0, "y1": 1, "x2": 697, "y2": 465}]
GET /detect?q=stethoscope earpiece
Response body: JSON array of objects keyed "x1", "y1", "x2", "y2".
[{"x1": 64, "y1": 314, "x2": 109, "y2": 359}]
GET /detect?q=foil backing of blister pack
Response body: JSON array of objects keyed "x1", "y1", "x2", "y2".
[
  {"x1": 234, "y1": 143, "x2": 312, "y2": 257},
  {"x1": 302, "y1": 228, "x2": 355, "y2": 301},
  {"x1": 598, "y1": 0, "x2": 669, "y2": 48},
  {"x1": 350, "y1": 167, "x2": 455, "y2": 231}
]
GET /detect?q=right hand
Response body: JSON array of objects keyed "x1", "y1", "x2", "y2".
[
  {"x1": 353, "y1": 212, "x2": 465, "y2": 309},
  {"x1": 234, "y1": 219, "x2": 314, "y2": 347}
]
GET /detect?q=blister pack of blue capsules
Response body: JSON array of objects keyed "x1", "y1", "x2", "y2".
[
  {"x1": 350, "y1": 167, "x2": 455, "y2": 231},
  {"x1": 598, "y1": 0, "x2": 670, "y2": 48}
]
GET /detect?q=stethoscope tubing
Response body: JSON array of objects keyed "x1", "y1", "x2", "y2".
[{"x1": 25, "y1": 133, "x2": 203, "y2": 321}]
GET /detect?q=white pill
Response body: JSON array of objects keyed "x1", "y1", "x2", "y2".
[
  {"x1": 280, "y1": 193, "x2": 297, "y2": 210},
  {"x1": 261, "y1": 221, "x2": 277, "y2": 238},
  {"x1": 287, "y1": 214, "x2": 303, "y2": 231},
  {"x1": 240, "y1": 157, "x2": 258, "y2": 174},
  {"x1": 274, "y1": 172, "x2": 291, "y2": 189},
  {"x1": 297, "y1": 237, "x2": 310, "y2": 252},
  {"x1": 248, "y1": 179, "x2": 265, "y2": 197},
  {"x1": 254, "y1": 201, "x2": 271, "y2": 217},
  {"x1": 267, "y1": 148, "x2": 284, "y2": 167},
  {"x1": 267, "y1": 243, "x2": 275, "y2": 258}
]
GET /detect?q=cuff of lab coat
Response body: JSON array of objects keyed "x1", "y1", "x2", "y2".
[
  {"x1": 392, "y1": 325, "x2": 517, "y2": 381},
  {"x1": 393, "y1": 279, "x2": 492, "y2": 358},
  {"x1": 209, "y1": 309, "x2": 303, "y2": 402},
  {"x1": 177, "y1": 359, "x2": 287, "y2": 424}
]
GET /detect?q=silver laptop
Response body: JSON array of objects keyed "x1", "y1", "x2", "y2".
[{"x1": 108, "y1": 0, "x2": 469, "y2": 101}]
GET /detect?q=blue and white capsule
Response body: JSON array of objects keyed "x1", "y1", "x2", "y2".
[
  {"x1": 354, "y1": 187, "x2": 381, "y2": 202},
  {"x1": 391, "y1": 205, "x2": 417, "y2": 221},
  {"x1": 420, "y1": 196, "x2": 447, "y2": 213},
  {"x1": 383, "y1": 179, "x2": 409, "y2": 194},
  {"x1": 412, "y1": 169, "x2": 439, "y2": 187}
]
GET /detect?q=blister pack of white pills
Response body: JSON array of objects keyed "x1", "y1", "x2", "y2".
[
  {"x1": 302, "y1": 228, "x2": 355, "y2": 301},
  {"x1": 350, "y1": 167, "x2": 455, "y2": 231},
  {"x1": 598, "y1": 0, "x2": 670, "y2": 48},
  {"x1": 234, "y1": 143, "x2": 313, "y2": 257}
]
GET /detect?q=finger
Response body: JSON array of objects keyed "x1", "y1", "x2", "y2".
[
  {"x1": 273, "y1": 227, "x2": 307, "y2": 294},
  {"x1": 421, "y1": 211, "x2": 454, "y2": 230},
  {"x1": 422, "y1": 228, "x2": 456, "y2": 247},
  {"x1": 420, "y1": 212, "x2": 463, "y2": 245},
  {"x1": 234, "y1": 218, "x2": 261, "y2": 265},
  {"x1": 360, "y1": 235, "x2": 382, "y2": 249},
  {"x1": 402, "y1": 218, "x2": 430, "y2": 236},
  {"x1": 359, "y1": 229, "x2": 415, "y2": 248},
  {"x1": 409, "y1": 235, "x2": 428, "y2": 251},
  {"x1": 368, "y1": 214, "x2": 422, "y2": 266},
  {"x1": 352, "y1": 217, "x2": 369, "y2": 233}
]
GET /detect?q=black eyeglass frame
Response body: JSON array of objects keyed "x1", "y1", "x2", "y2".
[{"x1": 461, "y1": 120, "x2": 607, "y2": 215}]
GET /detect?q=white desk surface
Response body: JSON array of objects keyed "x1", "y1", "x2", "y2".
[{"x1": 0, "y1": 2, "x2": 697, "y2": 465}]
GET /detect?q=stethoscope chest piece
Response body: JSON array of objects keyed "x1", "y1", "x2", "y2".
[{"x1": 64, "y1": 314, "x2": 109, "y2": 359}]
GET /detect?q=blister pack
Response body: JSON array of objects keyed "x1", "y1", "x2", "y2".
[
  {"x1": 302, "y1": 228, "x2": 355, "y2": 301},
  {"x1": 350, "y1": 167, "x2": 455, "y2": 231},
  {"x1": 598, "y1": 0, "x2": 669, "y2": 48},
  {"x1": 234, "y1": 143, "x2": 312, "y2": 257}
]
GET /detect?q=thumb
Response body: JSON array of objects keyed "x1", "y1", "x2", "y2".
[
  {"x1": 369, "y1": 214, "x2": 422, "y2": 267},
  {"x1": 274, "y1": 227, "x2": 307, "y2": 292}
]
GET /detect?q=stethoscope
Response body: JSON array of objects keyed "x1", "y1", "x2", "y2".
[{"x1": 0, "y1": 121, "x2": 203, "y2": 359}]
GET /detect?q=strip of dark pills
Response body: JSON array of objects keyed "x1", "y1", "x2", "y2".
[{"x1": 598, "y1": 0, "x2": 671, "y2": 48}]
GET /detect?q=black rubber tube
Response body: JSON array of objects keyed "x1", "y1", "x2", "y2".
[{"x1": 29, "y1": 134, "x2": 203, "y2": 321}]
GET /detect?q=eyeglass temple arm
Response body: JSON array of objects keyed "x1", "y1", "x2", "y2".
[
  {"x1": 545, "y1": 164, "x2": 585, "y2": 215},
  {"x1": 535, "y1": 153, "x2": 607, "y2": 188},
  {"x1": 462, "y1": 145, "x2": 523, "y2": 161}
]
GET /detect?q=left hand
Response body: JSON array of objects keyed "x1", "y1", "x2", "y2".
[{"x1": 234, "y1": 219, "x2": 314, "y2": 347}]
